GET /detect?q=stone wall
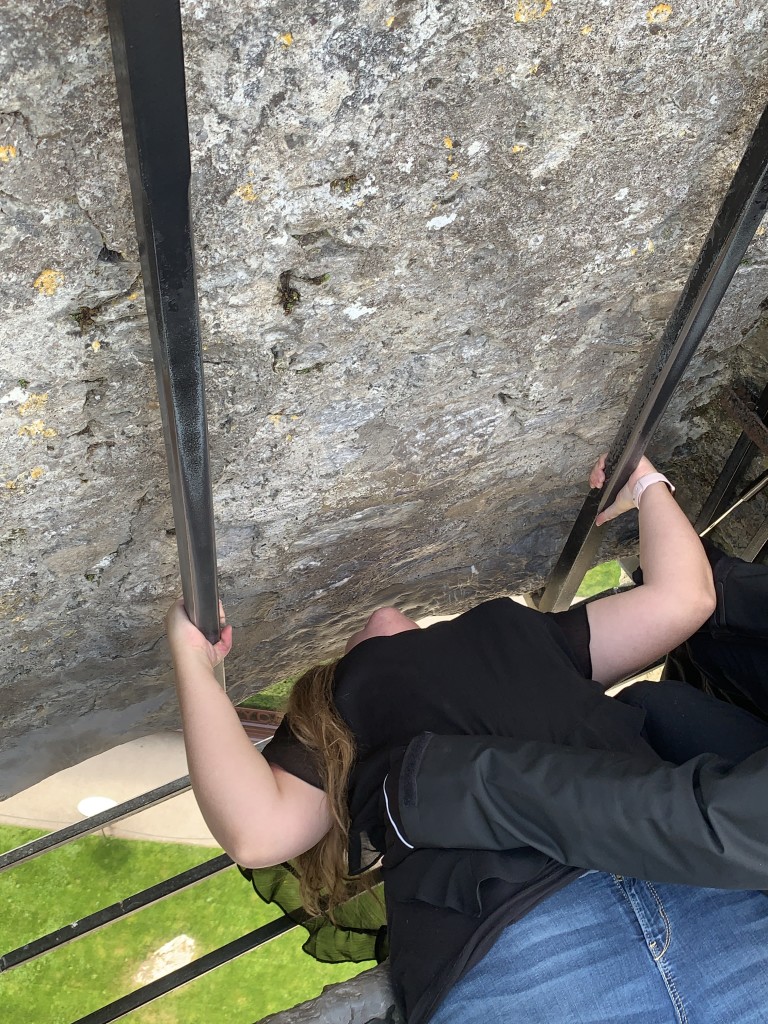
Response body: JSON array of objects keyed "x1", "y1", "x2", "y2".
[{"x1": 1, "y1": 0, "x2": 767, "y2": 794}]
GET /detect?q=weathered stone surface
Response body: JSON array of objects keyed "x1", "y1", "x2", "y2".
[
  {"x1": 257, "y1": 963, "x2": 397, "y2": 1024},
  {"x1": 1, "y1": 1, "x2": 767, "y2": 794}
]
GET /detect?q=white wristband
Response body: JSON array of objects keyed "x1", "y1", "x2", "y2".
[{"x1": 632, "y1": 472, "x2": 675, "y2": 509}]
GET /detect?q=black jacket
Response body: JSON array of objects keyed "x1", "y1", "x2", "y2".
[
  {"x1": 393, "y1": 547, "x2": 768, "y2": 890},
  {"x1": 396, "y1": 730, "x2": 768, "y2": 890}
]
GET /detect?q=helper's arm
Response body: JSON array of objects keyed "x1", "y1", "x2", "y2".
[
  {"x1": 392, "y1": 731, "x2": 768, "y2": 890},
  {"x1": 166, "y1": 600, "x2": 331, "y2": 867}
]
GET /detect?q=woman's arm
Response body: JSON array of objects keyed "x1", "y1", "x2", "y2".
[
  {"x1": 167, "y1": 600, "x2": 332, "y2": 866},
  {"x1": 586, "y1": 455, "x2": 716, "y2": 685}
]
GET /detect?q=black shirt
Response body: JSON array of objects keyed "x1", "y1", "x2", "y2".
[{"x1": 264, "y1": 599, "x2": 654, "y2": 1023}]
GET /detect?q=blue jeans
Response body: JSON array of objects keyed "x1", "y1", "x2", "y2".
[{"x1": 431, "y1": 871, "x2": 768, "y2": 1024}]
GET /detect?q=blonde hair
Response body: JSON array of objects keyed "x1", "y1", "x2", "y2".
[{"x1": 284, "y1": 659, "x2": 365, "y2": 919}]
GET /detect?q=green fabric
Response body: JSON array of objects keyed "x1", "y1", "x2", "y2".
[{"x1": 239, "y1": 862, "x2": 388, "y2": 964}]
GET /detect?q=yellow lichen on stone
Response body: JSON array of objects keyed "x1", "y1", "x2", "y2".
[
  {"x1": 646, "y1": 3, "x2": 672, "y2": 24},
  {"x1": 18, "y1": 392, "x2": 48, "y2": 417},
  {"x1": 450, "y1": 170, "x2": 460, "y2": 181},
  {"x1": 34, "y1": 269, "x2": 64, "y2": 296},
  {"x1": 645, "y1": 239, "x2": 656, "y2": 253},
  {"x1": 279, "y1": 31, "x2": 293, "y2": 46},
  {"x1": 128, "y1": 290, "x2": 140, "y2": 301},
  {"x1": 3, "y1": 465, "x2": 46, "y2": 491},
  {"x1": 0, "y1": 596, "x2": 20, "y2": 621},
  {"x1": 235, "y1": 183, "x2": 259, "y2": 202},
  {"x1": 267, "y1": 413, "x2": 283, "y2": 425},
  {"x1": 18, "y1": 419, "x2": 57, "y2": 438},
  {"x1": 514, "y1": 0, "x2": 552, "y2": 24},
  {"x1": 385, "y1": 15, "x2": 395, "y2": 27},
  {"x1": 91, "y1": 339, "x2": 102, "y2": 352},
  {"x1": 444, "y1": 137, "x2": 454, "y2": 149},
  {"x1": 581, "y1": 25, "x2": 593, "y2": 35},
  {"x1": 0, "y1": 145, "x2": 18, "y2": 162},
  {"x1": 511, "y1": 144, "x2": 527, "y2": 154}
]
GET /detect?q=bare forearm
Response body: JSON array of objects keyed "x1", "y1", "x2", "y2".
[
  {"x1": 165, "y1": 597, "x2": 331, "y2": 865},
  {"x1": 638, "y1": 482, "x2": 715, "y2": 607},
  {"x1": 587, "y1": 460, "x2": 716, "y2": 683},
  {"x1": 173, "y1": 652, "x2": 280, "y2": 861}
]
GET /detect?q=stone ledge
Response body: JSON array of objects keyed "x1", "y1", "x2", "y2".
[{"x1": 256, "y1": 963, "x2": 399, "y2": 1024}]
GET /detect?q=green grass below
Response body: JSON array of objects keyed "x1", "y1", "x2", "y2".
[
  {"x1": 575, "y1": 560, "x2": 622, "y2": 599},
  {"x1": 0, "y1": 825, "x2": 370, "y2": 1024},
  {"x1": 239, "y1": 660, "x2": 333, "y2": 711},
  {"x1": 238, "y1": 674, "x2": 297, "y2": 711}
]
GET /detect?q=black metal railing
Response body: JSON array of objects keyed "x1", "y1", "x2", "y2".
[
  {"x1": 1, "y1": 852, "x2": 232, "y2": 972},
  {"x1": 0, "y1": 8, "x2": 297, "y2": 1020},
  {"x1": 106, "y1": 0, "x2": 221, "y2": 648},
  {"x1": 695, "y1": 383, "x2": 768, "y2": 537},
  {"x1": 75, "y1": 918, "x2": 297, "y2": 1024},
  {"x1": 0, "y1": 770, "x2": 298, "y2": 1024},
  {"x1": 538, "y1": 100, "x2": 768, "y2": 611},
  {"x1": 0, "y1": 776, "x2": 191, "y2": 873}
]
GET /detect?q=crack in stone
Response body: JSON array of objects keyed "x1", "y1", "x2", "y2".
[
  {"x1": 83, "y1": 490, "x2": 150, "y2": 585},
  {"x1": 73, "y1": 198, "x2": 114, "y2": 250},
  {"x1": 0, "y1": 109, "x2": 34, "y2": 140},
  {"x1": 69, "y1": 271, "x2": 143, "y2": 330},
  {"x1": 108, "y1": 633, "x2": 165, "y2": 662},
  {"x1": 0, "y1": 188, "x2": 23, "y2": 204},
  {"x1": 66, "y1": 193, "x2": 135, "y2": 272}
]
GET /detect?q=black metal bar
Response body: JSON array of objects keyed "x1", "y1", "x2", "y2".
[
  {"x1": 71, "y1": 917, "x2": 297, "y2": 1024},
  {"x1": 539, "y1": 102, "x2": 768, "y2": 612},
  {"x1": 694, "y1": 381, "x2": 768, "y2": 532},
  {"x1": 1, "y1": 853, "x2": 232, "y2": 972},
  {"x1": 0, "y1": 775, "x2": 191, "y2": 873},
  {"x1": 105, "y1": 0, "x2": 220, "y2": 643},
  {"x1": 718, "y1": 386, "x2": 768, "y2": 454},
  {"x1": 699, "y1": 470, "x2": 768, "y2": 536},
  {"x1": 742, "y1": 519, "x2": 768, "y2": 562}
]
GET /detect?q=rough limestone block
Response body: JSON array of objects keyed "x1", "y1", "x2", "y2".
[{"x1": 1, "y1": 1, "x2": 767, "y2": 793}]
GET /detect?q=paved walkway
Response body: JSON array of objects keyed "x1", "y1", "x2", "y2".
[{"x1": 0, "y1": 731, "x2": 218, "y2": 847}]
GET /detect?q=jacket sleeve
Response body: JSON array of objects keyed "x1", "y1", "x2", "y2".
[{"x1": 396, "y1": 732, "x2": 768, "y2": 890}]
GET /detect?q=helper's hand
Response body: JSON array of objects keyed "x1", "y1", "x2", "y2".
[
  {"x1": 591, "y1": 453, "x2": 658, "y2": 527},
  {"x1": 166, "y1": 598, "x2": 233, "y2": 670}
]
